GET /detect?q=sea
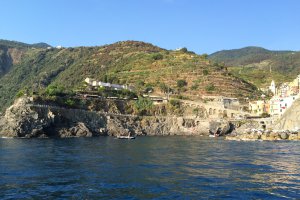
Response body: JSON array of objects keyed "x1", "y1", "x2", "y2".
[{"x1": 0, "y1": 136, "x2": 299, "y2": 199}]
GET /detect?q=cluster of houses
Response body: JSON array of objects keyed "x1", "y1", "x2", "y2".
[
  {"x1": 249, "y1": 75, "x2": 300, "y2": 118},
  {"x1": 84, "y1": 78, "x2": 134, "y2": 91}
]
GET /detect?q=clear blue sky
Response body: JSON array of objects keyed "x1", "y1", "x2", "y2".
[{"x1": 1, "y1": 0, "x2": 300, "y2": 54}]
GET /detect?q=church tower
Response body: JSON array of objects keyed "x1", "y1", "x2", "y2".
[{"x1": 269, "y1": 80, "x2": 276, "y2": 95}]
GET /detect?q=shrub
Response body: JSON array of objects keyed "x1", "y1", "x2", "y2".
[
  {"x1": 180, "y1": 47, "x2": 188, "y2": 53},
  {"x1": 65, "y1": 99, "x2": 75, "y2": 107},
  {"x1": 201, "y1": 54, "x2": 208, "y2": 59},
  {"x1": 159, "y1": 83, "x2": 168, "y2": 93},
  {"x1": 261, "y1": 113, "x2": 270, "y2": 118},
  {"x1": 151, "y1": 53, "x2": 163, "y2": 60},
  {"x1": 169, "y1": 99, "x2": 180, "y2": 108},
  {"x1": 177, "y1": 79, "x2": 187, "y2": 88},
  {"x1": 133, "y1": 97, "x2": 153, "y2": 115},
  {"x1": 191, "y1": 84, "x2": 199, "y2": 90},
  {"x1": 45, "y1": 85, "x2": 65, "y2": 96},
  {"x1": 205, "y1": 83, "x2": 215, "y2": 92},
  {"x1": 203, "y1": 69, "x2": 209, "y2": 75},
  {"x1": 193, "y1": 108, "x2": 199, "y2": 115},
  {"x1": 16, "y1": 90, "x2": 25, "y2": 98}
]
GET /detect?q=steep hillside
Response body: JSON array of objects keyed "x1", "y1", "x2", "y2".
[
  {"x1": 0, "y1": 40, "x2": 259, "y2": 112},
  {"x1": 209, "y1": 46, "x2": 300, "y2": 87},
  {"x1": 0, "y1": 39, "x2": 51, "y2": 77}
]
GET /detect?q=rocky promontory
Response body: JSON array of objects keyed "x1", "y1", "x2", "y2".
[{"x1": 0, "y1": 97, "x2": 227, "y2": 138}]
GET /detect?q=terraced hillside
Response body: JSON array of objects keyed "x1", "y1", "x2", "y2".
[{"x1": 0, "y1": 40, "x2": 259, "y2": 111}]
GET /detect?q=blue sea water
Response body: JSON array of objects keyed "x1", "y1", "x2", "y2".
[{"x1": 0, "y1": 136, "x2": 299, "y2": 199}]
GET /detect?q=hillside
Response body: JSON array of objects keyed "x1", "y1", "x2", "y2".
[
  {"x1": 209, "y1": 46, "x2": 300, "y2": 87},
  {"x1": 0, "y1": 39, "x2": 51, "y2": 77},
  {"x1": 0, "y1": 40, "x2": 259, "y2": 112}
]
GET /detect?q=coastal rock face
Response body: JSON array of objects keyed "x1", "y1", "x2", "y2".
[
  {"x1": 209, "y1": 121, "x2": 234, "y2": 136},
  {"x1": 0, "y1": 98, "x2": 52, "y2": 137},
  {"x1": 275, "y1": 98, "x2": 300, "y2": 130},
  {"x1": 0, "y1": 97, "x2": 215, "y2": 138},
  {"x1": 0, "y1": 98, "x2": 106, "y2": 138}
]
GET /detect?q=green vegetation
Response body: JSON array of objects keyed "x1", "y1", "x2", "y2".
[
  {"x1": 151, "y1": 53, "x2": 163, "y2": 60},
  {"x1": 133, "y1": 97, "x2": 153, "y2": 115},
  {"x1": 191, "y1": 83, "x2": 199, "y2": 90},
  {"x1": 209, "y1": 46, "x2": 300, "y2": 88},
  {"x1": 176, "y1": 79, "x2": 187, "y2": 88},
  {"x1": 45, "y1": 85, "x2": 66, "y2": 96},
  {"x1": 205, "y1": 83, "x2": 215, "y2": 92},
  {"x1": 0, "y1": 40, "x2": 259, "y2": 112}
]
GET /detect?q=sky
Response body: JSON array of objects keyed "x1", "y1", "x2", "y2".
[{"x1": 1, "y1": 0, "x2": 300, "y2": 54}]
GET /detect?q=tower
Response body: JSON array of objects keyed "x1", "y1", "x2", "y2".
[{"x1": 269, "y1": 80, "x2": 276, "y2": 95}]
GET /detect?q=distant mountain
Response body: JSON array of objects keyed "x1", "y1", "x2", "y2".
[
  {"x1": 209, "y1": 46, "x2": 300, "y2": 87},
  {"x1": 0, "y1": 39, "x2": 51, "y2": 49},
  {"x1": 209, "y1": 46, "x2": 293, "y2": 66},
  {"x1": 0, "y1": 40, "x2": 259, "y2": 111}
]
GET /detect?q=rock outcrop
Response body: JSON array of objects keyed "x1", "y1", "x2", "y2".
[
  {"x1": 0, "y1": 98, "x2": 106, "y2": 138},
  {"x1": 0, "y1": 97, "x2": 217, "y2": 138},
  {"x1": 226, "y1": 129, "x2": 300, "y2": 141},
  {"x1": 275, "y1": 98, "x2": 300, "y2": 130}
]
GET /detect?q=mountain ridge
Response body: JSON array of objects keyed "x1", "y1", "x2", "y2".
[
  {"x1": 0, "y1": 39, "x2": 259, "y2": 112},
  {"x1": 209, "y1": 46, "x2": 300, "y2": 87}
]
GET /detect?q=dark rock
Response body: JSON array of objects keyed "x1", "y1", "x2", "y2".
[
  {"x1": 220, "y1": 122, "x2": 235, "y2": 135},
  {"x1": 209, "y1": 121, "x2": 221, "y2": 134}
]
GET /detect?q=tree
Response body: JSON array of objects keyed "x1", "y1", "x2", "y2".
[
  {"x1": 180, "y1": 47, "x2": 188, "y2": 53},
  {"x1": 201, "y1": 53, "x2": 208, "y2": 59},
  {"x1": 45, "y1": 85, "x2": 65, "y2": 96},
  {"x1": 159, "y1": 83, "x2": 168, "y2": 93},
  {"x1": 151, "y1": 53, "x2": 163, "y2": 60},
  {"x1": 177, "y1": 79, "x2": 187, "y2": 88},
  {"x1": 133, "y1": 97, "x2": 153, "y2": 115}
]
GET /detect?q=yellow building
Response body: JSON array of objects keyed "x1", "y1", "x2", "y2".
[
  {"x1": 249, "y1": 100, "x2": 269, "y2": 116},
  {"x1": 288, "y1": 75, "x2": 300, "y2": 95}
]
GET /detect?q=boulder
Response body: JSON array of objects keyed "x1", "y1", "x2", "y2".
[
  {"x1": 220, "y1": 122, "x2": 235, "y2": 135},
  {"x1": 279, "y1": 132, "x2": 288, "y2": 140},
  {"x1": 209, "y1": 121, "x2": 221, "y2": 134}
]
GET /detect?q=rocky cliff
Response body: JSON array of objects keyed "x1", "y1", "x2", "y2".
[
  {"x1": 275, "y1": 98, "x2": 300, "y2": 130},
  {"x1": 0, "y1": 98, "x2": 224, "y2": 138}
]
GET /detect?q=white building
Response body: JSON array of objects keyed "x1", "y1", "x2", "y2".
[
  {"x1": 269, "y1": 80, "x2": 276, "y2": 95},
  {"x1": 84, "y1": 78, "x2": 133, "y2": 91},
  {"x1": 269, "y1": 95, "x2": 299, "y2": 117}
]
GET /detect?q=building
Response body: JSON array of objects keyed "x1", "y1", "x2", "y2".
[
  {"x1": 277, "y1": 82, "x2": 290, "y2": 97},
  {"x1": 288, "y1": 74, "x2": 300, "y2": 95},
  {"x1": 249, "y1": 100, "x2": 269, "y2": 116},
  {"x1": 269, "y1": 95, "x2": 298, "y2": 117},
  {"x1": 84, "y1": 78, "x2": 133, "y2": 91},
  {"x1": 203, "y1": 96, "x2": 241, "y2": 111},
  {"x1": 269, "y1": 80, "x2": 276, "y2": 95}
]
